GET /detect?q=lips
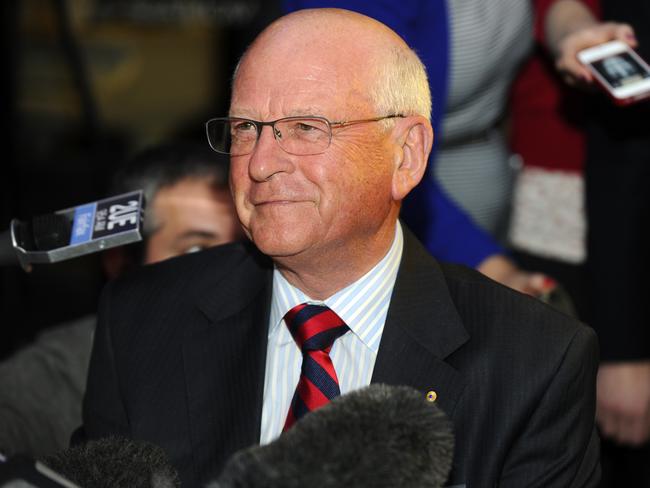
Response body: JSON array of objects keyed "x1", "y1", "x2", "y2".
[{"x1": 253, "y1": 199, "x2": 308, "y2": 206}]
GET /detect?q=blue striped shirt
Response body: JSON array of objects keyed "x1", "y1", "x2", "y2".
[{"x1": 260, "y1": 222, "x2": 404, "y2": 444}]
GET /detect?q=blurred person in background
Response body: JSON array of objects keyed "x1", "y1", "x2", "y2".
[
  {"x1": 508, "y1": 0, "x2": 600, "y2": 320},
  {"x1": 0, "y1": 142, "x2": 241, "y2": 459},
  {"x1": 550, "y1": 1, "x2": 650, "y2": 485}
]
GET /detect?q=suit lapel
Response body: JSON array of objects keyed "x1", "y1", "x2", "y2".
[
  {"x1": 182, "y1": 245, "x2": 273, "y2": 481},
  {"x1": 372, "y1": 227, "x2": 469, "y2": 418}
]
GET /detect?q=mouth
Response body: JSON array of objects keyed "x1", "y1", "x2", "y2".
[
  {"x1": 252, "y1": 198, "x2": 310, "y2": 207},
  {"x1": 256, "y1": 199, "x2": 293, "y2": 205}
]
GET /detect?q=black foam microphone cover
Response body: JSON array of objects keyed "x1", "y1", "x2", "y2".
[{"x1": 41, "y1": 436, "x2": 180, "y2": 488}]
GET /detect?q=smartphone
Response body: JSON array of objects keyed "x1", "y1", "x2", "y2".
[{"x1": 578, "y1": 40, "x2": 650, "y2": 105}]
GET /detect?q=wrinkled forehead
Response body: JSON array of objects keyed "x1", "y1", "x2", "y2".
[{"x1": 233, "y1": 52, "x2": 369, "y2": 110}]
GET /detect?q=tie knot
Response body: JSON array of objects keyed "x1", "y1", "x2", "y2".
[{"x1": 284, "y1": 303, "x2": 349, "y2": 352}]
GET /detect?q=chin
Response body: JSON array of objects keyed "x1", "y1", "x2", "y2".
[
  {"x1": 246, "y1": 207, "x2": 317, "y2": 250},
  {"x1": 251, "y1": 234, "x2": 308, "y2": 259},
  {"x1": 248, "y1": 222, "x2": 315, "y2": 259}
]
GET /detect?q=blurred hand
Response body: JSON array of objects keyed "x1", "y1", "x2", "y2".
[
  {"x1": 554, "y1": 22, "x2": 637, "y2": 85},
  {"x1": 477, "y1": 255, "x2": 556, "y2": 297},
  {"x1": 597, "y1": 361, "x2": 650, "y2": 446}
]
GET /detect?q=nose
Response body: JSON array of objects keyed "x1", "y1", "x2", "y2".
[{"x1": 247, "y1": 124, "x2": 295, "y2": 182}]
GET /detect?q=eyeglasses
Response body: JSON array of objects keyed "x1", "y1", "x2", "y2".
[{"x1": 205, "y1": 114, "x2": 404, "y2": 156}]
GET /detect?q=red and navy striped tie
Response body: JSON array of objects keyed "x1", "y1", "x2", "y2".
[{"x1": 283, "y1": 303, "x2": 350, "y2": 430}]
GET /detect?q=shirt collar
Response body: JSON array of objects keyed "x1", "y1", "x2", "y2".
[{"x1": 269, "y1": 222, "x2": 404, "y2": 352}]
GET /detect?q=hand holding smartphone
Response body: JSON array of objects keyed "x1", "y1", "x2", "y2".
[{"x1": 578, "y1": 40, "x2": 650, "y2": 105}]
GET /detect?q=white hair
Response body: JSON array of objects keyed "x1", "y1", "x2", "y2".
[{"x1": 370, "y1": 45, "x2": 432, "y2": 124}]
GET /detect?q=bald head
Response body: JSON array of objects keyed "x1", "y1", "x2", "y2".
[
  {"x1": 233, "y1": 8, "x2": 431, "y2": 120},
  {"x1": 248, "y1": 8, "x2": 406, "y2": 63}
]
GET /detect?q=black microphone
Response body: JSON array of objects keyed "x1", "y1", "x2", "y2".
[
  {"x1": 0, "y1": 453, "x2": 80, "y2": 488},
  {"x1": 211, "y1": 384, "x2": 455, "y2": 488},
  {"x1": 0, "y1": 191, "x2": 144, "y2": 270},
  {"x1": 0, "y1": 437, "x2": 180, "y2": 488}
]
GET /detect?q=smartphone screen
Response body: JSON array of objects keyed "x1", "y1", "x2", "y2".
[
  {"x1": 590, "y1": 51, "x2": 650, "y2": 89},
  {"x1": 579, "y1": 41, "x2": 650, "y2": 104}
]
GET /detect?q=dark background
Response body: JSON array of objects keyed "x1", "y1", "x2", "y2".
[{"x1": 0, "y1": 0, "x2": 282, "y2": 359}]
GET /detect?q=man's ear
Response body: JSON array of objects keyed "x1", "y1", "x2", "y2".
[{"x1": 391, "y1": 116, "x2": 434, "y2": 201}]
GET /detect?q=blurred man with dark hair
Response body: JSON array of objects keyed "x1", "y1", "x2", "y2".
[
  {"x1": 0, "y1": 142, "x2": 241, "y2": 459},
  {"x1": 103, "y1": 142, "x2": 242, "y2": 274}
]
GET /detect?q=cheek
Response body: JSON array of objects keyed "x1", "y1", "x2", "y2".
[
  {"x1": 229, "y1": 163, "x2": 252, "y2": 215},
  {"x1": 144, "y1": 234, "x2": 171, "y2": 264},
  {"x1": 330, "y1": 140, "x2": 393, "y2": 208},
  {"x1": 219, "y1": 205, "x2": 245, "y2": 241},
  {"x1": 229, "y1": 160, "x2": 246, "y2": 193}
]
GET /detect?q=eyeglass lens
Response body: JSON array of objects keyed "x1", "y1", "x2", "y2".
[{"x1": 207, "y1": 118, "x2": 332, "y2": 156}]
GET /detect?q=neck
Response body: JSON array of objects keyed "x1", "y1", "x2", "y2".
[{"x1": 275, "y1": 220, "x2": 398, "y2": 300}]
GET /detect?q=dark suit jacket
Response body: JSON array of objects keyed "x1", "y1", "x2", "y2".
[{"x1": 83, "y1": 228, "x2": 600, "y2": 487}]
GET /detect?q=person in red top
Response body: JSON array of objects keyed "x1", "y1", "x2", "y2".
[{"x1": 508, "y1": 0, "x2": 599, "y2": 319}]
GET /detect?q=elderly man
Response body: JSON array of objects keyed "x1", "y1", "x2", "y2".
[{"x1": 83, "y1": 9, "x2": 599, "y2": 488}]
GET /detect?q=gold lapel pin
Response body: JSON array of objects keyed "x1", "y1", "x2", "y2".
[{"x1": 426, "y1": 390, "x2": 437, "y2": 403}]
